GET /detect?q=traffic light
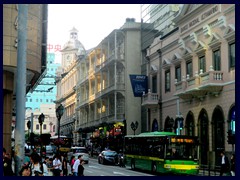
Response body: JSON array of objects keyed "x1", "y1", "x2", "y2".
[{"x1": 227, "y1": 130, "x2": 235, "y2": 144}]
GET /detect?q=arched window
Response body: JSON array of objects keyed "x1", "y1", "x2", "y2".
[{"x1": 152, "y1": 119, "x2": 158, "y2": 132}]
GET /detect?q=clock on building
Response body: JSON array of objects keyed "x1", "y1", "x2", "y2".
[{"x1": 66, "y1": 54, "x2": 71, "y2": 63}]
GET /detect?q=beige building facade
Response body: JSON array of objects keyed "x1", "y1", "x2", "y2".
[
  {"x1": 74, "y1": 19, "x2": 143, "y2": 149},
  {"x1": 3, "y1": 4, "x2": 48, "y2": 152},
  {"x1": 142, "y1": 4, "x2": 235, "y2": 166},
  {"x1": 55, "y1": 28, "x2": 85, "y2": 141},
  {"x1": 25, "y1": 104, "x2": 57, "y2": 137}
]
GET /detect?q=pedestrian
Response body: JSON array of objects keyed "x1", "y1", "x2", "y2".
[
  {"x1": 72, "y1": 155, "x2": 82, "y2": 176},
  {"x1": 23, "y1": 149, "x2": 31, "y2": 167},
  {"x1": 77, "y1": 159, "x2": 85, "y2": 176},
  {"x1": 3, "y1": 148, "x2": 14, "y2": 176},
  {"x1": 19, "y1": 165, "x2": 32, "y2": 176},
  {"x1": 52, "y1": 154, "x2": 62, "y2": 176},
  {"x1": 62, "y1": 154, "x2": 68, "y2": 176},
  {"x1": 70, "y1": 155, "x2": 75, "y2": 172},
  {"x1": 219, "y1": 151, "x2": 230, "y2": 176},
  {"x1": 29, "y1": 152, "x2": 48, "y2": 176},
  {"x1": 230, "y1": 154, "x2": 235, "y2": 176}
]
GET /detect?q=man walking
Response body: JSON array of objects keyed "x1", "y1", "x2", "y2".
[
  {"x1": 72, "y1": 155, "x2": 82, "y2": 176},
  {"x1": 220, "y1": 151, "x2": 230, "y2": 176}
]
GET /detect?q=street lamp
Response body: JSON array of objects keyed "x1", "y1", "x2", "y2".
[
  {"x1": 175, "y1": 115, "x2": 184, "y2": 135},
  {"x1": 56, "y1": 104, "x2": 64, "y2": 155},
  {"x1": 38, "y1": 113, "x2": 45, "y2": 157},
  {"x1": 131, "y1": 121, "x2": 138, "y2": 135}
]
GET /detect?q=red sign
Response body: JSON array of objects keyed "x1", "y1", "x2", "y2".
[{"x1": 47, "y1": 44, "x2": 62, "y2": 52}]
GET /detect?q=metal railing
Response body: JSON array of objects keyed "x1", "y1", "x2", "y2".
[{"x1": 198, "y1": 164, "x2": 221, "y2": 176}]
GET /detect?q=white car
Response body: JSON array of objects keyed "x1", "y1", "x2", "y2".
[{"x1": 67, "y1": 147, "x2": 89, "y2": 164}]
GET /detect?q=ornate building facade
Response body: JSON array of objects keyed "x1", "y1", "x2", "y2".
[
  {"x1": 142, "y1": 4, "x2": 235, "y2": 166},
  {"x1": 55, "y1": 27, "x2": 86, "y2": 140},
  {"x1": 74, "y1": 19, "x2": 143, "y2": 150}
]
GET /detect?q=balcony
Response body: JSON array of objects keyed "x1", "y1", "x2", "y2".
[
  {"x1": 174, "y1": 68, "x2": 225, "y2": 100},
  {"x1": 141, "y1": 89, "x2": 159, "y2": 108}
]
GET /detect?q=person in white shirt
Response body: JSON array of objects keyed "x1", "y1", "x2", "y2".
[
  {"x1": 220, "y1": 151, "x2": 229, "y2": 176},
  {"x1": 30, "y1": 152, "x2": 48, "y2": 176},
  {"x1": 52, "y1": 155, "x2": 62, "y2": 176},
  {"x1": 72, "y1": 155, "x2": 82, "y2": 176}
]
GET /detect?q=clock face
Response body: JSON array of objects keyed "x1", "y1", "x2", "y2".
[{"x1": 66, "y1": 54, "x2": 71, "y2": 63}]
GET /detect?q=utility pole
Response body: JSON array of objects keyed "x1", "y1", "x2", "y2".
[{"x1": 14, "y1": 4, "x2": 28, "y2": 176}]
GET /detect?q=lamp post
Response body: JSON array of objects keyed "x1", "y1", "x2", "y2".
[
  {"x1": 38, "y1": 113, "x2": 45, "y2": 157},
  {"x1": 131, "y1": 121, "x2": 138, "y2": 135},
  {"x1": 56, "y1": 104, "x2": 64, "y2": 155},
  {"x1": 175, "y1": 115, "x2": 184, "y2": 135}
]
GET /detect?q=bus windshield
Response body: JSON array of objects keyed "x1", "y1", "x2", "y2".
[{"x1": 166, "y1": 143, "x2": 198, "y2": 160}]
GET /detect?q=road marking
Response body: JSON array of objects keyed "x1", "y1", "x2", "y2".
[
  {"x1": 88, "y1": 165, "x2": 101, "y2": 169},
  {"x1": 85, "y1": 170, "x2": 93, "y2": 173},
  {"x1": 113, "y1": 171, "x2": 125, "y2": 175}
]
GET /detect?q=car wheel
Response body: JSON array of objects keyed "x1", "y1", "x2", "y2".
[
  {"x1": 101, "y1": 158, "x2": 104, "y2": 165},
  {"x1": 98, "y1": 158, "x2": 101, "y2": 164}
]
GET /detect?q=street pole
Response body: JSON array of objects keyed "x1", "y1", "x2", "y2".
[
  {"x1": 40, "y1": 122, "x2": 43, "y2": 157},
  {"x1": 56, "y1": 104, "x2": 64, "y2": 155},
  {"x1": 176, "y1": 98, "x2": 180, "y2": 135},
  {"x1": 30, "y1": 112, "x2": 33, "y2": 150},
  {"x1": 58, "y1": 117, "x2": 60, "y2": 155},
  {"x1": 14, "y1": 4, "x2": 28, "y2": 176}
]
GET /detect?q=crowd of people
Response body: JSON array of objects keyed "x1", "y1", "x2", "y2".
[
  {"x1": 3, "y1": 147, "x2": 85, "y2": 176},
  {"x1": 3, "y1": 147, "x2": 235, "y2": 176}
]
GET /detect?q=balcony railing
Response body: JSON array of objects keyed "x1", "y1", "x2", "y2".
[
  {"x1": 142, "y1": 89, "x2": 159, "y2": 107},
  {"x1": 174, "y1": 68, "x2": 225, "y2": 100}
]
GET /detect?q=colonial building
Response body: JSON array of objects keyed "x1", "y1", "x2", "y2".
[
  {"x1": 142, "y1": 4, "x2": 235, "y2": 166},
  {"x1": 75, "y1": 18, "x2": 144, "y2": 150},
  {"x1": 25, "y1": 104, "x2": 57, "y2": 137},
  {"x1": 3, "y1": 4, "x2": 48, "y2": 152},
  {"x1": 55, "y1": 27, "x2": 86, "y2": 140}
]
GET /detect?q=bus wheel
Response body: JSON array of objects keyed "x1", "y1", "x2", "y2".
[
  {"x1": 131, "y1": 160, "x2": 135, "y2": 170},
  {"x1": 152, "y1": 163, "x2": 157, "y2": 174}
]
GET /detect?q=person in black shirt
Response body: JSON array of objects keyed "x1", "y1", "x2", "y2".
[
  {"x1": 220, "y1": 151, "x2": 230, "y2": 176},
  {"x1": 77, "y1": 159, "x2": 85, "y2": 176},
  {"x1": 3, "y1": 148, "x2": 14, "y2": 176},
  {"x1": 230, "y1": 154, "x2": 235, "y2": 176}
]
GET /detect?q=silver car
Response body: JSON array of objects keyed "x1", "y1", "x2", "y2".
[{"x1": 67, "y1": 147, "x2": 89, "y2": 164}]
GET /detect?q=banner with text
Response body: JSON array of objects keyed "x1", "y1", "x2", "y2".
[{"x1": 129, "y1": 75, "x2": 148, "y2": 97}]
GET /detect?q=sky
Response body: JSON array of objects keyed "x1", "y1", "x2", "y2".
[{"x1": 47, "y1": 4, "x2": 141, "y2": 62}]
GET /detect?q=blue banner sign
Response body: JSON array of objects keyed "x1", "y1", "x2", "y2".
[{"x1": 129, "y1": 75, "x2": 148, "y2": 97}]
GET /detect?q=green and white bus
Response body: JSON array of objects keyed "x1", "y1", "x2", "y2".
[{"x1": 124, "y1": 131, "x2": 199, "y2": 175}]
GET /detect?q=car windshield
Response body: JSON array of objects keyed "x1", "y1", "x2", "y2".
[
  {"x1": 104, "y1": 151, "x2": 117, "y2": 156},
  {"x1": 73, "y1": 149, "x2": 88, "y2": 153}
]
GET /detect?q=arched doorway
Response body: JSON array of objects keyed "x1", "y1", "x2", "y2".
[
  {"x1": 198, "y1": 109, "x2": 209, "y2": 165},
  {"x1": 164, "y1": 116, "x2": 174, "y2": 132},
  {"x1": 212, "y1": 106, "x2": 225, "y2": 166},
  {"x1": 152, "y1": 119, "x2": 158, "y2": 132},
  {"x1": 186, "y1": 111, "x2": 195, "y2": 136}
]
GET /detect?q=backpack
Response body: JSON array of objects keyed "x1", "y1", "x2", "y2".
[{"x1": 30, "y1": 161, "x2": 44, "y2": 176}]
